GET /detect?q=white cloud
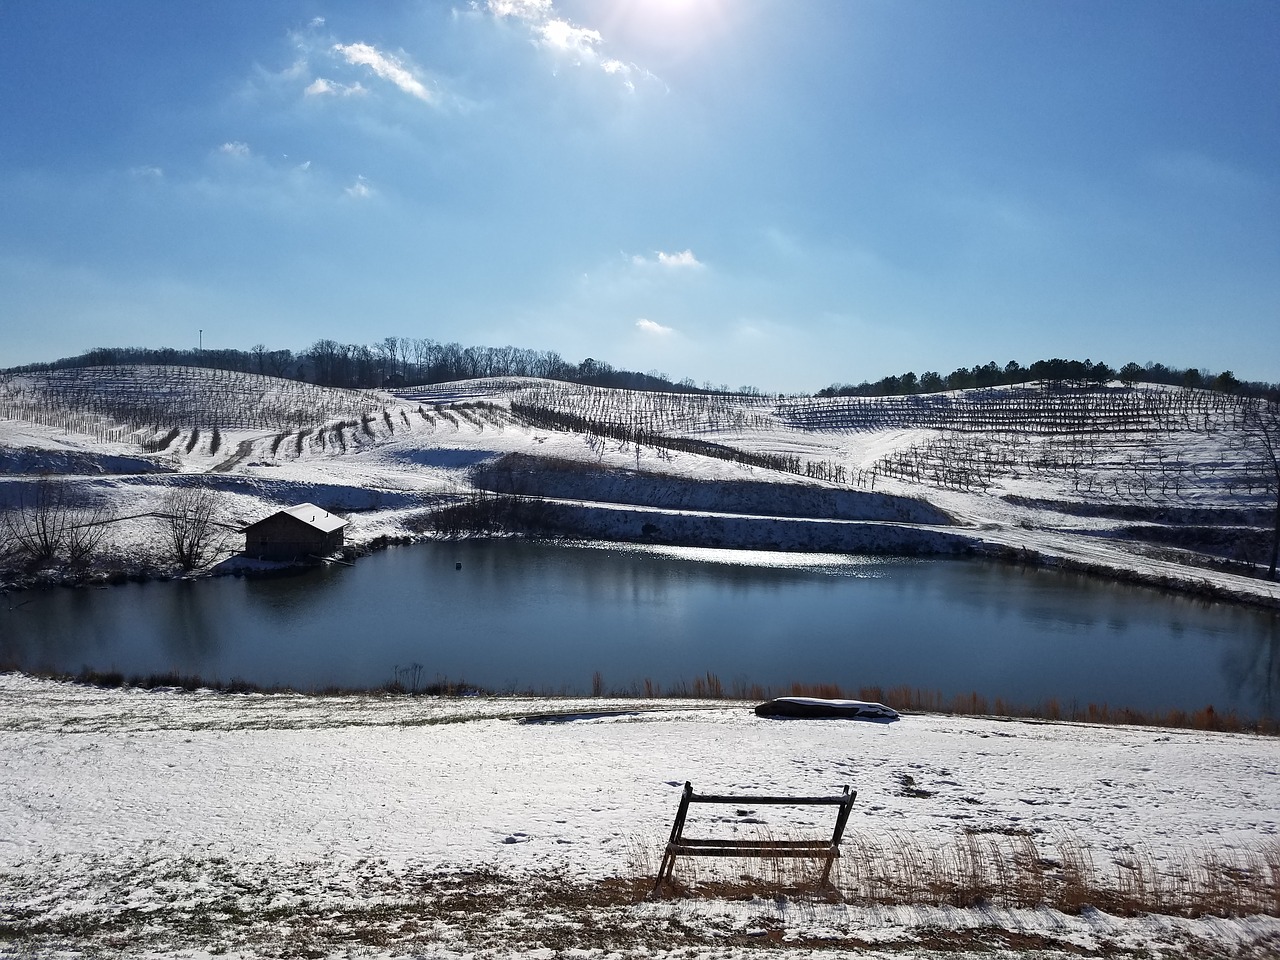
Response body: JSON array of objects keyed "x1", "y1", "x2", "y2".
[
  {"x1": 633, "y1": 249, "x2": 704, "y2": 269},
  {"x1": 539, "y1": 19, "x2": 602, "y2": 58},
  {"x1": 333, "y1": 42, "x2": 434, "y2": 103},
  {"x1": 600, "y1": 59, "x2": 635, "y2": 90},
  {"x1": 309, "y1": 16, "x2": 326, "y2": 28},
  {"x1": 305, "y1": 77, "x2": 367, "y2": 98},
  {"x1": 486, "y1": 0, "x2": 552, "y2": 19},
  {"x1": 219, "y1": 141, "x2": 251, "y2": 158},
  {"x1": 345, "y1": 175, "x2": 373, "y2": 199},
  {"x1": 657, "y1": 249, "x2": 703, "y2": 268},
  {"x1": 130, "y1": 165, "x2": 163, "y2": 179},
  {"x1": 485, "y1": 0, "x2": 656, "y2": 88},
  {"x1": 636, "y1": 318, "x2": 675, "y2": 336}
]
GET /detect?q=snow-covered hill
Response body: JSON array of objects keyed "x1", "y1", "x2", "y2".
[{"x1": 1, "y1": 367, "x2": 1277, "y2": 606}]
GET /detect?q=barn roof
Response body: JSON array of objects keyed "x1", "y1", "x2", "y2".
[{"x1": 246, "y1": 503, "x2": 347, "y2": 534}]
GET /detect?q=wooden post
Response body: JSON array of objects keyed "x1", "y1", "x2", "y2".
[
  {"x1": 820, "y1": 785, "x2": 856, "y2": 888},
  {"x1": 653, "y1": 781, "x2": 693, "y2": 895}
]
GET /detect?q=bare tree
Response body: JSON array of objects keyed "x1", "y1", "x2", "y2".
[
  {"x1": 0, "y1": 477, "x2": 114, "y2": 569},
  {"x1": 64, "y1": 503, "x2": 115, "y2": 567},
  {"x1": 162, "y1": 486, "x2": 229, "y2": 571},
  {"x1": 1, "y1": 477, "x2": 73, "y2": 567},
  {"x1": 1240, "y1": 398, "x2": 1280, "y2": 579}
]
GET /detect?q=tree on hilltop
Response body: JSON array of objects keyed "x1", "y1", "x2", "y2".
[{"x1": 1119, "y1": 362, "x2": 1144, "y2": 387}]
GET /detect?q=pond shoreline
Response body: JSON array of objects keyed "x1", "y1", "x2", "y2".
[
  {"x1": 5, "y1": 520, "x2": 1279, "y2": 613},
  {"x1": 4, "y1": 666, "x2": 1275, "y2": 737}
]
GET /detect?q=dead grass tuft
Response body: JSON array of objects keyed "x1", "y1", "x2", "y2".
[{"x1": 644, "y1": 828, "x2": 1280, "y2": 919}]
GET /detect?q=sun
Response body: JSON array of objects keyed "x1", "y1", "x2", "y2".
[
  {"x1": 646, "y1": 0, "x2": 722, "y2": 19},
  {"x1": 605, "y1": 0, "x2": 728, "y2": 52}
]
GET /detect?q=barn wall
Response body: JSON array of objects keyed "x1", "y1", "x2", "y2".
[{"x1": 243, "y1": 514, "x2": 344, "y2": 559}]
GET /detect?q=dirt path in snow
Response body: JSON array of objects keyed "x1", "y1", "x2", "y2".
[{"x1": 211, "y1": 438, "x2": 255, "y2": 473}]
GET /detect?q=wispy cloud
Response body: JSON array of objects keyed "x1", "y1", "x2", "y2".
[
  {"x1": 600, "y1": 58, "x2": 633, "y2": 79},
  {"x1": 487, "y1": 0, "x2": 552, "y2": 19},
  {"x1": 219, "y1": 141, "x2": 251, "y2": 158},
  {"x1": 538, "y1": 18, "x2": 603, "y2": 60},
  {"x1": 345, "y1": 175, "x2": 373, "y2": 199},
  {"x1": 633, "y1": 248, "x2": 704, "y2": 269},
  {"x1": 305, "y1": 77, "x2": 367, "y2": 98},
  {"x1": 636, "y1": 318, "x2": 674, "y2": 336},
  {"x1": 274, "y1": 58, "x2": 310, "y2": 82},
  {"x1": 485, "y1": 0, "x2": 657, "y2": 89},
  {"x1": 658, "y1": 249, "x2": 702, "y2": 268},
  {"x1": 333, "y1": 42, "x2": 434, "y2": 103},
  {"x1": 130, "y1": 165, "x2": 164, "y2": 179}
]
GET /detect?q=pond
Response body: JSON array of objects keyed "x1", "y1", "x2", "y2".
[{"x1": 2, "y1": 540, "x2": 1277, "y2": 719}]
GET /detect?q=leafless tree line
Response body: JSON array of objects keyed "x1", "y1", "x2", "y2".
[
  {"x1": 516, "y1": 381, "x2": 777, "y2": 436},
  {"x1": 509, "y1": 402, "x2": 816, "y2": 476},
  {"x1": 869, "y1": 417, "x2": 1274, "y2": 498},
  {"x1": 18, "y1": 338, "x2": 723, "y2": 393},
  {"x1": 0, "y1": 366, "x2": 385, "y2": 439},
  {"x1": 1, "y1": 479, "x2": 231, "y2": 573},
  {"x1": 309, "y1": 337, "x2": 577, "y2": 386},
  {"x1": 856, "y1": 393, "x2": 1280, "y2": 578},
  {"x1": 782, "y1": 384, "x2": 1250, "y2": 435},
  {"x1": 0, "y1": 479, "x2": 114, "y2": 568}
]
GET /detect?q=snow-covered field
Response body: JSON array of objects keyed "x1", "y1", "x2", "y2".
[
  {"x1": 2, "y1": 673, "x2": 1279, "y2": 958},
  {"x1": 1, "y1": 674, "x2": 1277, "y2": 957}
]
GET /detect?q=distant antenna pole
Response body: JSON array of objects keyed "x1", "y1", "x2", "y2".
[{"x1": 199, "y1": 329, "x2": 203, "y2": 352}]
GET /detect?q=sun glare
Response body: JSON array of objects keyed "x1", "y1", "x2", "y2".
[{"x1": 604, "y1": 0, "x2": 728, "y2": 54}]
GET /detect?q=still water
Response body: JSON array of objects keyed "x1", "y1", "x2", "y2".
[{"x1": 2, "y1": 540, "x2": 1277, "y2": 718}]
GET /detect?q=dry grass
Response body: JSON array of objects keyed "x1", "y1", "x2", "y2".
[
  {"x1": 49, "y1": 667, "x2": 1279, "y2": 736},
  {"x1": 597, "y1": 671, "x2": 1277, "y2": 735},
  {"x1": 645, "y1": 827, "x2": 1280, "y2": 919},
  {"x1": 7, "y1": 841, "x2": 1278, "y2": 955},
  {"x1": 679, "y1": 674, "x2": 1278, "y2": 736},
  {"x1": 644, "y1": 671, "x2": 1277, "y2": 735}
]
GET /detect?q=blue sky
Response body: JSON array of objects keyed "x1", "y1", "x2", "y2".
[{"x1": 2, "y1": 0, "x2": 1277, "y2": 392}]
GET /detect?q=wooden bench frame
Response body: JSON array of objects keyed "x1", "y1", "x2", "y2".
[{"x1": 652, "y1": 781, "x2": 857, "y2": 895}]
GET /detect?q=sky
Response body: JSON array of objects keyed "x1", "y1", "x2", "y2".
[{"x1": 1, "y1": 0, "x2": 1277, "y2": 393}]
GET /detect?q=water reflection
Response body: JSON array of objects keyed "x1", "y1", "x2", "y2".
[
  {"x1": 2, "y1": 541, "x2": 1277, "y2": 719},
  {"x1": 1221, "y1": 613, "x2": 1280, "y2": 717},
  {"x1": 159, "y1": 582, "x2": 219, "y2": 668}
]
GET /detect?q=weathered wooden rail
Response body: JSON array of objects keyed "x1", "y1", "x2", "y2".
[{"x1": 651, "y1": 781, "x2": 856, "y2": 896}]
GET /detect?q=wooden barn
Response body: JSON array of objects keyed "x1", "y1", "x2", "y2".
[{"x1": 242, "y1": 503, "x2": 347, "y2": 560}]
